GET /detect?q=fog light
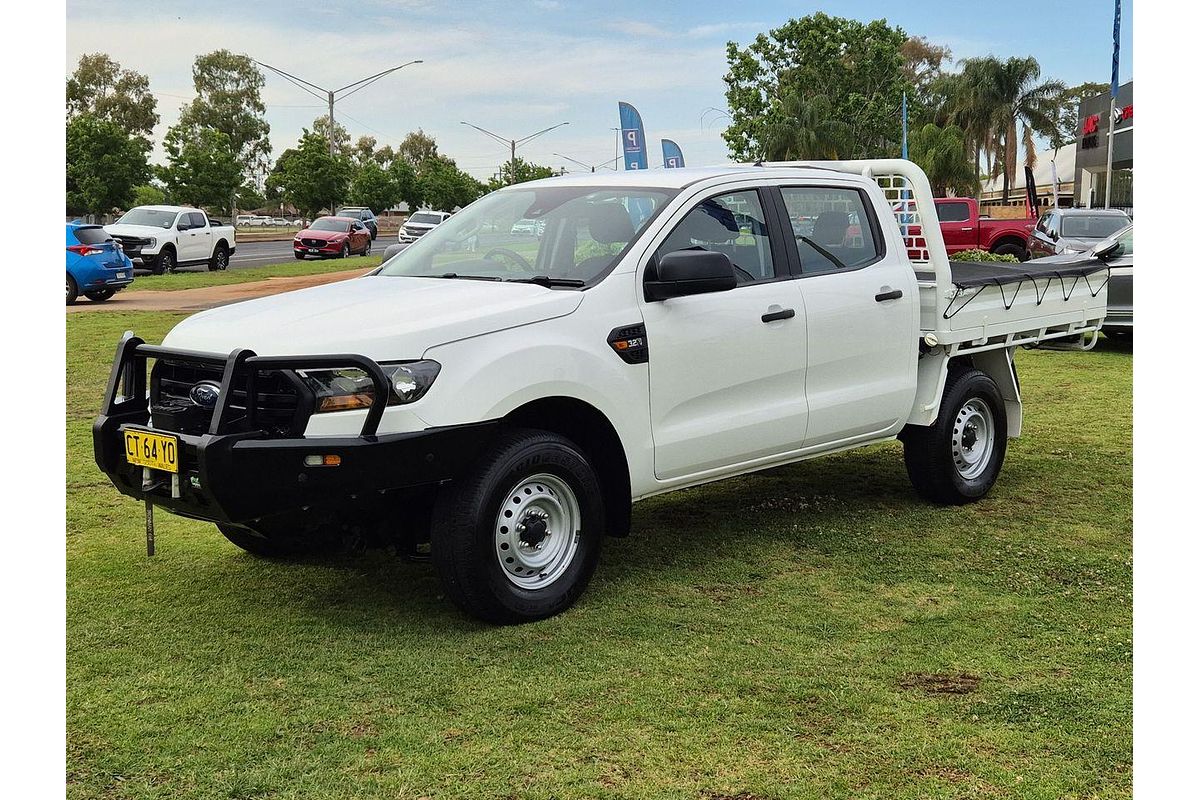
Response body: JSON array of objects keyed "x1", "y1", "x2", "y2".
[{"x1": 304, "y1": 454, "x2": 342, "y2": 467}]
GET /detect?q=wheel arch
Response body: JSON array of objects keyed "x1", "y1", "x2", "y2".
[
  {"x1": 989, "y1": 235, "x2": 1029, "y2": 258},
  {"x1": 501, "y1": 396, "x2": 632, "y2": 538}
]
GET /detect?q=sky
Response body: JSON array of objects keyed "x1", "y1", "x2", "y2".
[{"x1": 65, "y1": 0, "x2": 1134, "y2": 181}]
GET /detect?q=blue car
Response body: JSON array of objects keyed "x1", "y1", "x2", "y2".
[{"x1": 66, "y1": 222, "x2": 134, "y2": 305}]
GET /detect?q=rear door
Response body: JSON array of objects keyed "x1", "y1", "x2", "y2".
[
  {"x1": 776, "y1": 184, "x2": 919, "y2": 448},
  {"x1": 638, "y1": 185, "x2": 809, "y2": 481},
  {"x1": 937, "y1": 199, "x2": 976, "y2": 253}
]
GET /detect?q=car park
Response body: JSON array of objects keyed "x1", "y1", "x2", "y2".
[
  {"x1": 400, "y1": 210, "x2": 451, "y2": 243},
  {"x1": 1027, "y1": 207, "x2": 1131, "y2": 258},
  {"x1": 106, "y1": 206, "x2": 237, "y2": 274},
  {"x1": 94, "y1": 161, "x2": 1110, "y2": 624},
  {"x1": 66, "y1": 222, "x2": 134, "y2": 305},
  {"x1": 337, "y1": 206, "x2": 379, "y2": 239},
  {"x1": 293, "y1": 216, "x2": 373, "y2": 259}
]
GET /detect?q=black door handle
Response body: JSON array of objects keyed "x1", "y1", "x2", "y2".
[
  {"x1": 761, "y1": 308, "x2": 795, "y2": 323},
  {"x1": 875, "y1": 289, "x2": 903, "y2": 302}
]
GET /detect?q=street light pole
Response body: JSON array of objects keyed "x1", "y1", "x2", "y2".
[
  {"x1": 554, "y1": 153, "x2": 622, "y2": 173},
  {"x1": 462, "y1": 121, "x2": 570, "y2": 185},
  {"x1": 254, "y1": 58, "x2": 424, "y2": 158}
]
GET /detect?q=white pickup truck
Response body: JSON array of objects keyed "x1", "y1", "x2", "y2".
[
  {"x1": 94, "y1": 161, "x2": 1110, "y2": 624},
  {"x1": 106, "y1": 205, "x2": 236, "y2": 274}
]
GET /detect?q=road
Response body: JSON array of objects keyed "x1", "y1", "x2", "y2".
[{"x1": 132, "y1": 236, "x2": 388, "y2": 273}]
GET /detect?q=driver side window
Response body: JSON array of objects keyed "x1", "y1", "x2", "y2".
[{"x1": 655, "y1": 190, "x2": 775, "y2": 283}]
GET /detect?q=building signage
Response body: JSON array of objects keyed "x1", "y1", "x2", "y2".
[{"x1": 1080, "y1": 105, "x2": 1132, "y2": 150}]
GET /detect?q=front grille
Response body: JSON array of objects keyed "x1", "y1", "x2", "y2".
[
  {"x1": 151, "y1": 359, "x2": 310, "y2": 436},
  {"x1": 112, "y1": 235, "x2": 148, "y2": 249},
  {"x1": 300, "y1": 238, "x2": 328, "y2": 248}
]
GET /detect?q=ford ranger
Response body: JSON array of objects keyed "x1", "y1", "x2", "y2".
[
  {"x1": 94, "y1": 161, "x2": 1110, "y2": 624},
  {"x1": 106, "y1": 206, "x2": 236, "y2": 274}
]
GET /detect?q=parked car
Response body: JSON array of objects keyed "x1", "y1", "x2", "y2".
[
  {"x1": 400, "y1": 210, "x2": 451, "y2": 243},
  {"x1": 293, "y1": 216, "x2": 373, "y2": 259},
  {"x1": 337, "y1": 206, "x2": 379, "y2": 239},
  {"x1": 1027, "y1": 208, "x2": 1131, "y2": 258},
  {"x1": 272, "y1": 217, "x2": 290, "y2": 227},
  {"x1": 235, "y1": 215, "x2": 256, "y2": 227},
  {"x1": 509, "y1": 217, "x2": 547, "y2": 238},
  {"x1": 66, "y1": 222, "x2": 134, "y2": 305},
  {"x1": 933, "y1": 197, "x2": 1035, "y2": 261},
  {"x1": 93, "y1": 160, "x2": 1110, "y2": 624},
  {"x1": 105, "y1": 206, "x2": 236, "y2": 274}
]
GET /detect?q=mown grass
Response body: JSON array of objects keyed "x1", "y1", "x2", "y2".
[
  {"x1": 129, "y1": 256, "x2": 379, "y2": 292},
  {"x1": 66, "y1": 311, "x2": 1132, "y2": 799}
]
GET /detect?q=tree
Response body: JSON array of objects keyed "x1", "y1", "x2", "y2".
[
  {"x1": 66, "y1": 53, "x2": 158, "y2": 143},
  {"x1": 908, "y1": 124, "x2": 978, "y2": 197},
  {"x1": 761, "y1": 93, "x2": 850, "y2": 161},
  {"x1": 953, "y1": 56, "x2": 1065, "y2": 201},
  {"x1": 419, "y1": 156, "x2": 484, "y2": 212},
  {"x1": 1048, "y1": 81, "x2": 1109, "y2": 148},
  {"x1": 347, "y1": 160, "x2": 398, "y2": 213},
  {"x1": 273, "y1": 131, "x2": 354, "y2": 217},
  {"x1": 352, "y1": 135, "x2": 379, "y2": 167},
  {"x1": 389, "y1": 158, "x2": 422, "y2": 212},
  {"x1": 723, "y1": 13, "x2": 909, "y2": 162},
  {"x1": 66, "y1": 114, "x2": 150, "y2": 216},
  {"x1": 159, "y1": 127, "x2": 243, "y2": 212},
  {"x1": 486, "y1": 157, "x2": 557, "y2": 191},
  {"x1": 310, "y1": 115, "x2": 351, "y2": 156},
  {"x1": 172, "y1": 50, "x2": 271, "y2": 180},
  {"x1": 396, "y1": 129, "x2": 439, "y2": 167},
  {"x1": 901, "y1": 37, "x2": 953, "y2": 109},
  {"x1": 236, "y1": 182, "x2": 267, "y2": 212},
  {"x1": 132, "y1": 184, "x2": 166, "y2": 207}
]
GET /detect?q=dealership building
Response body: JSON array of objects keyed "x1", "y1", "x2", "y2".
[{"x1": 1074, "y1": 80, "x2": 1132, "y2": 211}]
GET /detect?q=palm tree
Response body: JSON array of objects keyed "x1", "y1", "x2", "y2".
[
  {"x1": 908, "y1": 123, "x2": 979, "y2": 197},
  {"x1": 762, "y1": 92, "x2": 850, "y2": 161},
  {"x1": 954, "y1": 56, "x2": 1064, "y2": 201}
]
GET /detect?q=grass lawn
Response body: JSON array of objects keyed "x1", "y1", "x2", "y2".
[
  {"x1": 129, "y1": 256, "x2": 380, "y2": 292},
  {"x1": 66, "y1": 311, "x2": 1132, "y2": 799}
]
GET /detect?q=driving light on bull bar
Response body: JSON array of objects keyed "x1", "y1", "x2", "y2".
[{"x1": 300, "y1": 361, "x2": 441, "y2": 413}]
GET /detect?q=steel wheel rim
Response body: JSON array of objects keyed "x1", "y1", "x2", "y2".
[
  {"x1": 494, "y1": 472, "x2": 581, "y2": 590},
  {"x1": 951, "y1": 397, "x2": 995, "y2": 480}
]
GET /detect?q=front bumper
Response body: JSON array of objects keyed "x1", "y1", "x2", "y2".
[
  {"x1": 93, "y1": 334, "x2": 498, "y2": 526},
  {"x1": 294, "y1": 240, "x2": 344, "y2": 256}
]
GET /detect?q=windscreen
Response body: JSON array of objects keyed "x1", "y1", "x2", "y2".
[
  {"x1": 408, "y1": 213, "x2": 444, "y2": 225},
  {"x1": 379, "y1": 186, "x2": 676, "y2": 284},
  {"x1": 309, "y1": 218, "x2": 350, "y2": 232},
  {"x1": 116, "y1": 208, "x2": 177, "y2": 228},
  {"x1": 1062, "y1": 215, "x2": 1129, "y2": 239}
]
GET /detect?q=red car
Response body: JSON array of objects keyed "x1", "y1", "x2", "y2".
[{"x1": 293, "y1": 216, "x2": 373, "y2": 260}]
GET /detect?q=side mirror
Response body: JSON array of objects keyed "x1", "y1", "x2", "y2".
[
  {"x1": 644, "y1": 249, "x2": 738, "y2": 302},
  {"x1": 1049, "y1": 229, "x2": 1060, "y2": 241},
  {"x1": 1094, "y1": 239, "x2": 1121, "y2": 261}
]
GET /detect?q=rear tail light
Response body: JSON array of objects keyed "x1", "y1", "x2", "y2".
[{"x1": 67, "y1": 244, "x2": 102, "y2": 256}]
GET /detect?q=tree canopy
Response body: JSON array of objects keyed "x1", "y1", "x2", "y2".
[
  {"x1": 159, "y1": 128, "x2": 243, "y2": 213},
  {"x1": 66, "y1": 53, "x2": 158, "y2": 143},
  {"x1": 66, "y1": 114, "x2": 150, "y2": 216},
  {"x1": 271, "y1": 131, "x2": 354, "y2": 217},
  {"x1": 171, "y1": 50, "x2": 271, "y2": 180},
  {"x1": 486, "y1": 158, "x2": 558, "y2": 191}
]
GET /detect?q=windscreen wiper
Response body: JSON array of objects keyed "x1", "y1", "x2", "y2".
[
  {"x1": 796, "y1": 235, "x2": 848, "y2": 270},
  {"x1": 506, "y1": 276, "x2": 586, "y2": 288},
  {"x1": 432, "y1": 272, "x2": 501, "y2": 281}
]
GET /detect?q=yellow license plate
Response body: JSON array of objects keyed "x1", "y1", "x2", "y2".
[{"x1": 124, "y1": 429, "x2": 179, "y2": 473}]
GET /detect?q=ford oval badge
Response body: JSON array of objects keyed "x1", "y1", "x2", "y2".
[{"x1": 189, "y1": 381, "x2": 221, "y2": 408}]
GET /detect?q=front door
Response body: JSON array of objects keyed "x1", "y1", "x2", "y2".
[{"x1": 639, "y1": 188, "x2": 809, "y2": 481}]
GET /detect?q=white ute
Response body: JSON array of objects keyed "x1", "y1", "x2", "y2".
[
  {"x1": 94, "y1": 161, "x2": 1110, "y2": 623},
  {"x1": 106, "y1": 205, "x2": 237, "y2": 274}
]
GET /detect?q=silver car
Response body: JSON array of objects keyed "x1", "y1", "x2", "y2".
[{"x1": 1097, "y1": 224, "x2": 1133, "y2": 339}]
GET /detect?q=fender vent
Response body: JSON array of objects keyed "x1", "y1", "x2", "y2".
[{"x1": 607, "y1": 324, "x2": 649, "y2": 364}]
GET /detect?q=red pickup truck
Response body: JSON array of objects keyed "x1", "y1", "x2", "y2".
[{"x1": 934, "y1": 197, "x2": 1034, "y2": 261}]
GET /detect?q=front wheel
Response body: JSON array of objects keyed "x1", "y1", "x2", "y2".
[
  {"x1": 902, "y1": 367, "x2": 1008, "y2": 505},
  {"x1": 431, "y1": 429, "x2": 605, "y2": 624},
  {"x1": 340, "y1": 243, "x2": 350, "y2": 259},
  {"x1": 152, "y1": 248, "x2": 175, "y2": 275}
]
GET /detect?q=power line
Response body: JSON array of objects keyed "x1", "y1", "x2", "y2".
[{"x1": 460, "y1": 120, "x2": 569, "y2": 185}]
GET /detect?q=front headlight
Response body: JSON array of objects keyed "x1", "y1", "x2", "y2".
[
  {"x1": 300, "y1": 361, "x2": 441, "y2": 413},
  {"x1": 147, "y1": 237, "x2": 156, "y2": 248}
]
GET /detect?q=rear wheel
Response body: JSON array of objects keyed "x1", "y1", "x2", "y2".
[
  {"x1": 992, "y1": 242, "x2": 1029, "y2": 262},
  {"x1": 902, "y1": 367, "x2": 1008, "y2": 505},
  {"x1": 431, "y1": 429, "x2": 605, "y2": 624},
  {"x1": 84, "y1": 289, "x2": 115, "y2": 302},
  {"x1": 208, "y1": 243, "x2": 229, "y2": 271},
  {"x1": 66, "y1": 274, "x2": 78, "y2": 305}
]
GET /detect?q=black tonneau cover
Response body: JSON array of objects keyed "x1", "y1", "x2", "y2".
[{"x1": 916, "y1": 257, "x2": 1109, "y2": 288}]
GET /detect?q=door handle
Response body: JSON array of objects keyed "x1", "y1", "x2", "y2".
[
  {"x1": 761, "y1": 308, "x2": 795, "y2": 323},
  {"x1": 875, "y1": 289, "x2": 903, "y2": 302},
  {"x1": 960, "y1": 226, "x2": 973, "y2": 231}
]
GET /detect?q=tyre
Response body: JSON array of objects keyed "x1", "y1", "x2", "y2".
[
  {"x1": 208, "y1": 244, "x2": 229, "y2": 271},
  {"x1": 362, "y1": 239, "x2": 372, "y2": 257},
  {"x1": 340, "y1": 243, "x2": 350, "y2": 259},
  {"x1": 84, "y1": 289, "x2": 115, "y2": 302},
  {"x1": 152, "y1": 247, "x2": 175, "y2": 275},
  {"x1": 431, "y1": 428, "x2": 605, "y2": 624},
  {"x1": 294, "y1": 252, "x2": 305, "y2": 260},
  {"x1": 902, "y1": 367, "x2": 1008, "y2": 505},
  {"x1": 66, "y1": 274, "x2": 78, "y2": 305},
  {"x1": 992, "y1": 242, "x2": 1029, "y2": 262},
  {"x1": 217, "y1": 523, "x2": 329, "y2": 559}
]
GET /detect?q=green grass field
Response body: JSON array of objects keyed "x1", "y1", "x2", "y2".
[
  {"x1": 66, "y1": 311, "x2": 1132, "y2": 799},
  {"x1": 128, "y1": 256, "x2": 380, "y2": 292}
]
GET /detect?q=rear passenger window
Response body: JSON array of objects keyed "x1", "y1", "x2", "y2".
[
  {"x1": 779, "y1": 187, "x2": 880, "y2": 273},
  {"x1": 937, "y1": 202, "x2": 970, "y2": 223},
  {"x1": 656, "y1": 190, "x2": 775, "y2": 282}
]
